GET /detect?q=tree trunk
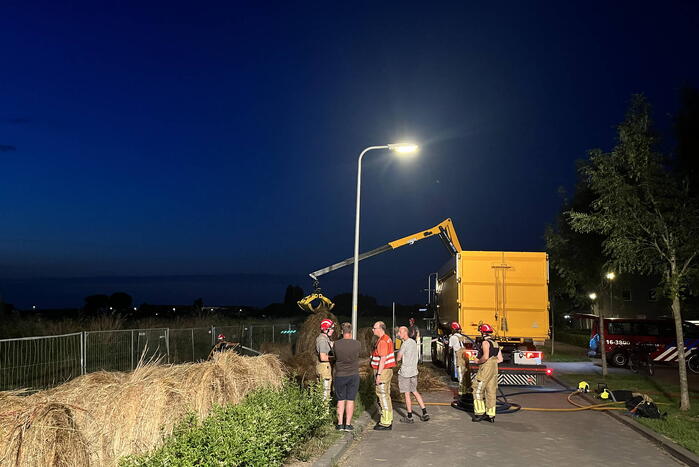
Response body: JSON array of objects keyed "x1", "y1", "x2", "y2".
[
  {"x1": 671, "y1": 294, "x2": 691, "y2": 411},
  {"x1": 599, "y1": 303, "x2": 607, "y2": 377}
]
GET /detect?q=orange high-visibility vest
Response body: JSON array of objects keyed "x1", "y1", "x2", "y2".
[{"x1": 371, "y1": 334, "x2": 396, "y2": 369}]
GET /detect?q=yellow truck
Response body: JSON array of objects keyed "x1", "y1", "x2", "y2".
[
  {"x1": 307, "y1": 218, "x2": 551, "y2": 385},
  {"x1": 432, "y1": 249, "x2": 551, "y2": 385}
]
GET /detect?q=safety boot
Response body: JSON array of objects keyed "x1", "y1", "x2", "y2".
[{"x1": 471, "y1": 414, "x2": 486, "y2": 422}]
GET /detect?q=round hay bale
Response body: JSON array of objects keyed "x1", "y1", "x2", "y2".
[
  {"x1": 0, "y1": 398, "x2": 90, "y2": 467},
  {"x1": 283, "y1": 351, "x2": 318, "y2": 385},
  {"x1": 357, "y1": 327, "x2": 375, "y2": 357},
  {"x1": 4, "y1": 353, "x2": 286, "y2": 465},
  {"x1": 259, "y1": 342, "x2": 293, "y2": 362},
  {"x1": 294, "y1": 310, "x2": 339, "y2": 356}
]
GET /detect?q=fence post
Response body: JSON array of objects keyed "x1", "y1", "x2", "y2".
[
  {"x1": 288, "y1": 323, "x2": 291, "y2": 344},
  {"x1": 191, "y1": 328, "x2": 195, "y2": 362},
  {"x1": 165, "y1": 328, "x2": 170, "y2": 364},
  {"x1": 249, "y1": 325, "x2": 254, "y2": 349},
  {"x1": 272, "y1": 324, "x2": 275, "y2": 343},
  {"x1": 211, "y1": 325, "x2": 215, "y2": 346},
  {"x1": 130, "y1": 330, "x2": 135, "y2": 371},
  {"x1": 80, "y1": 332, "x2": 86, "y2": 375}
]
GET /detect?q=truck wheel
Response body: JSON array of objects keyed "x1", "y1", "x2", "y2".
[
  {"x1": 610, "y1": 350, "x2": 628, "y2": 368},
  {"x1": 688, "y1": 354, "x2": 699, "y2": 375}
]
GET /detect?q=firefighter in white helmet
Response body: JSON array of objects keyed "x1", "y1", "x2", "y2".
[
  {"x1": 316, "y1": 318, "x2": 335, "y2": 401},
  {"x1": 448, "y1": 321, "x2": 471, "y2": 396},
  {"x1": 472, "y1": 323, "x2": 502, "y2": 423}
]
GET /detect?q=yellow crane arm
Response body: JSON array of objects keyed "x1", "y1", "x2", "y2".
[{"x1": 309, "y1": 218, "x2": 462, "y2": 280}]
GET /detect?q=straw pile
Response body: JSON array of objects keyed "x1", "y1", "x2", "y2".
[
  {"x1": 294, "y1": 307, "x2": 339, "y2": 356},
  {"x1": 260, "y1": 342, "x2": 294, "y2": 362},
  {"x1": 357, "y1": 327, "x2": 375, "y2": 357},
  {"x1": 0, "y1": 392, "x2": 90, "y2": 467},
  {"x1": 0, "y1": 352, "x2": 284, "y2": 466},
  {"x1": 389, "y1": 363, "x2": 449, "y2": 398}
]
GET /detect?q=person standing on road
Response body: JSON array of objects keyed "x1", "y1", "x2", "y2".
[
  {"x1": 333, "y1": 322, "x2": 361, "y2": 431},
  {"x1": 408, "y1": 317, "x2": 422, "y2": 362},
  {"x1": 316, "y1": 319, "x2": 335, "y2": 402},
  {"x1": 472, "y1": 323, "x2": 502, "y2": 423},
  {"x1": 448, "y1": 322, "x2": 470, "y2": 396},
  {"x1": 371, "y1": 321, "x2": 396, "y2": 430},
  {"x1": 396, "y1": 326, "x2": 430, "y2": 423}
]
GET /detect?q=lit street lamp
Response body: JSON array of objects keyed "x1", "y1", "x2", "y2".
[{"x1": 351, "y1": 143, "x2": 419, "y2": 338}]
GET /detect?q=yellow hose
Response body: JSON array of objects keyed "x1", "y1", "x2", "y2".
[{"x1": 411, "y1": 390, "x2": 629, "y2": 412}]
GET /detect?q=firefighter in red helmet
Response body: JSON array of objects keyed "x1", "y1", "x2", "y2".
[
  {"x1": 316, "y1": 318, "x2": 335, "y2": 401},
  {"x1": 472, "y1": 323, "x2": 503, "y2": 423}
]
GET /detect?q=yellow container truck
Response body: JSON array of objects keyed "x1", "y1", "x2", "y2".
[
  {"x1": 306, "y1": 218, "x2": 551, "y2": 385},
  {"x1": 432, "y1": 250, "x2": 551, "y2": 385}
]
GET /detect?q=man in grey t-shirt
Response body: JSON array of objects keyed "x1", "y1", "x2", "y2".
[{"x1": 396, "y1": 326, "x2": 429, "y2": 423}]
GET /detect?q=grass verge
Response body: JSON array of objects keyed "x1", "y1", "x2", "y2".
[
  {"x1": 556, "y1": 372, "x2": 699, "y2": 454},
  {"x1": 543, "y1": 341, "x2": 591, "y2": 362}
]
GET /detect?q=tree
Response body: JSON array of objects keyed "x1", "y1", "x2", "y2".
[
  {"x1": 546, "y1": 170, "x2": 606, "y2": 313},
  {"x1": 84, "y1": 294, "x2": 109, "y2": 314},
  {"x1": 569, "y1": 95, "x2": 699, "y2": 411},
  {"x1": 109, "y1": 292, "x2": 133, "y2": 311}
]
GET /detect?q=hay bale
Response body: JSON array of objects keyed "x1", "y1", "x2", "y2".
[
  {"x1": 357, "y1": 327, "x2": 375, "y2": 357},
  {"x1": 0, "y1": 396, "x2": 90, "y2": 467},
  {"x1": 13, "y1": 352, "x2": 286, "y2": 466},
  {"x1": 283, "y1": 351, "x2": 319, "y2": 385},
  {"x1": 294, "y1": 309, "x2": 339, "y2": 356},
  {"x1": 259, "y1": 342, "x2": 293, "y2": 362}
]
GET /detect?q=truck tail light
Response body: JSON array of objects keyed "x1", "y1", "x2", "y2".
[{"x1": 546, "y1": 368, "x2": 553, "y2": 376}]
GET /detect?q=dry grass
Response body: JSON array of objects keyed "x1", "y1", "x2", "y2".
[
  {"x1": 0, "y1": 352, "x2": 284, "y2": 466},
  {"x1": 357, "y1": 327, "x2": 375, "y2": 357},
  {"x1": 0, "y1": 392, "x2": 90, "y2": 467},
  {"x1": 260, "y1": 342, "x2": 294, "y2": 362},
  {"x1": 294, "y1": 308, "x2": 338, "y2": 356}
]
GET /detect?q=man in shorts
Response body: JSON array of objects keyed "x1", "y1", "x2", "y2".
[
  {"x1": 396, "y1": 326, "x2": 430, "y2": 423},
  {"x1": 333, "y1": 322, "x2": 361, "y2": 431}
]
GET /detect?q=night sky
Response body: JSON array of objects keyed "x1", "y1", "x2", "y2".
[{"x1": 1, "y1": 1, "x2": 698, "y2": 308}]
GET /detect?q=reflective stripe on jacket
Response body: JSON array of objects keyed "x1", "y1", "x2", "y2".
[{"x1": 371, "y1": 334, "x2": 396, "y2": 369}]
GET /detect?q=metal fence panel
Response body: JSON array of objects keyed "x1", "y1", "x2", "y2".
[
  {"x1": 84, "y1": 328, "x2": 168, "y2": 373},
  {"x1": 169, "y1": 327, "x2": 212, "y2": 363},
  {"x1": 0, "y1": 333, "x2": 82, "y2": 391},
  {"x1": 0, "y1": 323, "x2": 295, "y2": 391}
]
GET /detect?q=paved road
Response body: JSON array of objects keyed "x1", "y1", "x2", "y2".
[{"x1": 338, "y1": 380, "x2": 682, "y2": 467}]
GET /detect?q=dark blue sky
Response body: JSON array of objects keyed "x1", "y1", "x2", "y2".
[{"x1": 1, "y1": 1, "x2": 698, "y2": 308}]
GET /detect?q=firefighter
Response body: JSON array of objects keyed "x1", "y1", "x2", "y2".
[
  {"x1": 207, "y1": 334, "x2": 241, "y2": 359},
  {"x1": 371, "y1": 321, "x2": 396, "y2": 430},
  {"x1": 472, "y1": 323, "x2": 502, "y2": 423},
  {"x1": 316, "y1": 318, "x2": 335, "y2": 402},
  {"x1": 448, "y1": 322, "x2": 470, "y2": 396}
]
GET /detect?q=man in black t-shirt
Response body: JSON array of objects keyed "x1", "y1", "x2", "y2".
[{"x1": 333, "y1": 322, "x2": 361, "y2": 431}]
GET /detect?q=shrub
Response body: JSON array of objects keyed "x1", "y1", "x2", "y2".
[{"x1": 122, "y1": 380, "x2": 331, "y2": 466}]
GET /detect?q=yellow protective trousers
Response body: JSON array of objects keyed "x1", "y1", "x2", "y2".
[
  {"x1": 473, "y1": 357, "x2": 498, "y2": 417},
  {"x1": 316, "y1": 362, "x2": 332, "y2": 402},
  {"x1": 375, "y1": 368, "x2": 394, "y2": 426},
  {"x1": 455, "y1": 351, "x2": 471, "y2": 395}
]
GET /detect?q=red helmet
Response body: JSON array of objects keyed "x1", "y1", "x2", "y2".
[
  {"x1": 409, "y1": 317, "x2": 416, "y2": 325},
  {"x1": 450, "y1": 321, "x2": 461, "y2": 331},
  {"x1": 320, "y1": 319, "x2": 334, "y2": 332},
  {"x1": 217, "y1": 333, "x2": 225, "y2": 341},
  {"x1": 478, "y1": 323, "x2": 494, "y2": 334}
]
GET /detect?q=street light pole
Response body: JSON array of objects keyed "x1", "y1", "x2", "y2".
[{"x1": 351, "y1": 143, "x2": 419, "y2": 338}]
